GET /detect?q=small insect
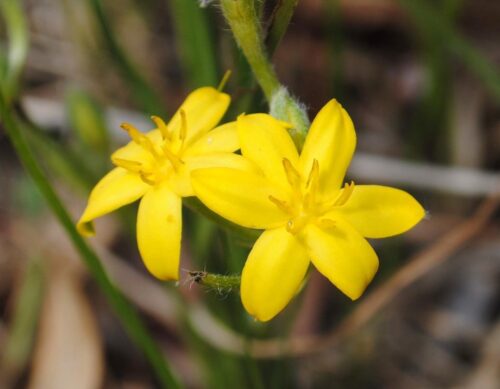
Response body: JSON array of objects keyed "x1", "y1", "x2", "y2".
[
  {"x1": 188, "y1": 270, "x2": 207, "y2": 284},
  {"x1": 187, "y1": 270, "x2": 240, "y2": 298}
]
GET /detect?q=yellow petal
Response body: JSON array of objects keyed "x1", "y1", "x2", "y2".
[
  {"x1": 77, "y1": 168, "x2": 149, "y2": 236},
  {"x1": 191, "y1": 168, "x2": 289, "y2": 229},
  {"x1": 241, "y1": 227, "x2": 309, "y2": 321},
  {"x1": 136, "y1": 184, "x2": 182, "y2": 280},
  {"x1": 171, "y1": 153, "x2": 256, "y2": 197},
  {"x1": 332, "y1": 185, "x2": 425, "y2": 238},
  {"x1": 169, "y1": 87, "x2": 230, "y2": 143},
  {"x1": 185, "y1": 122, "x2": 239, "y2": 156},
  {"x1": 299, "y1": 100, "x2": 356, "y2": 196},
  {"x1": 304, "y1": 221, "x2": 379, "y2": 300},
  {"x1": 111, "y1": 129, "x2": 162, "y2": 163},
  {"x1": 238, "y1": 114, "x2": 299, "y2": 189}
]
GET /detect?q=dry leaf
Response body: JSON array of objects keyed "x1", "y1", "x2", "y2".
[{"x1": 28, "y1": 266, "x2": 104, "y2": 389}]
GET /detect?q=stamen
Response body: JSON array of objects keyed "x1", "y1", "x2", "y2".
[
  {"x1": 151, "y1": 115, "x2": 170, "y2": 140},
  {"x1": 113, "y1": 158, "x2": 143, "y2": 173},
  {"x1": 317, "y1": 218, "x2": 336, "y2": 229},
  {"x1": 139, "y1": 171, "x2": 155, "y2": 185},
  {"x1": 121, "y1": 123, "x2": 160, "y2": 158},
  {"x1": 268, "y1": 195, "x2": 293, "y2": 214},
  {"x1": 334, "y1": 181, "x2": 355, "y2": 206},
  {"x1": 303, "y1": 190, "x2": 316, "y2": 212},
  {"x1": 120, "y1": 123, "x2": 144, "y2": 144},
  {"x1": 179, "y1": 109, "x2": 188, "y2": 142},
  {"x1": 282, "y1": 158, "x2": 301, "y2": 189},
  {"x1": 162, "y1": 144, "x2": 184, "y2": 170},
  {"x1": 306, "y1": 159, "x2": 319, "y2": 189},
  {"x1": 217, "y1": 70, "x2": 232, "y2": 92}
]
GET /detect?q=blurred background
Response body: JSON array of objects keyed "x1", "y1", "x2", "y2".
[{"x1": 1, "y1": 0, "x2": 499, "y2": 388}]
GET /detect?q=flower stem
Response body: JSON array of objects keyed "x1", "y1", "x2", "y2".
[
  {"x1": 0, "y1": 97, "x2": 182, "y2": 389},
  {"x1": 220, "y1": 0, "x2": 280, "y2": 101},
  {"x1": 219, "y1": 0, "x2": 309, "y2": 146}
]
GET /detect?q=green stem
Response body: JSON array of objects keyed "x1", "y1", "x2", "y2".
[
  {"x1": 220, "y1": 0, "x2": 280, "y2": 101},
  {"x1": 219, "y1": 0, "x2": 309, "y2": 146},
  {"x1": 0, "y1": 97, "x2": 181, "y2": 389}
]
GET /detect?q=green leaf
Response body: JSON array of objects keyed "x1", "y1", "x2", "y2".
[
  {"x1": 169, "y1": 0, "x2": 219, "y2": 87},
  {"x1": 265, "y1": 0, "x2": 299, "y2": 55}
]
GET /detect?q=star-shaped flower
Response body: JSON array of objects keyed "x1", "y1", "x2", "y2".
[
  {"x1": 77, "y1": 87, "x2": 249, "y2": 280},
  {"x1": 191, "y1": 100, "x2": 425, "y2": 321}
]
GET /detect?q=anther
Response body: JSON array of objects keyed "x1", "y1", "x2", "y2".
[
  {"x1": 334, "y1": 181, "x2": 355, "y2": 206},
  {"x1": 113, "y1": 158, "x2": 143, "y2": 173},
  {"x1": 179, "y1": 109, "x2": 188, "y2": 142},
  {"x1": 268, "y1": 195, "x2": 293, "y2": 214},
  {"x1": 306, "y1": 159, "x2": 319, "y2": 189},
  {"x1": 139, "y1": 171, "x2": 155, "y2": 185},
  {"x1": 121, "y1": 123, "x2": 159, "y2": 158},
  {"x1": 282, "y1": 158, "x2": 301, "y2": 189},
  {"x1": 151, "y1": 115, "x2": 170, "y2": 140},
  {"x1": 120, "y1": 123, "x2": 143, "y2": 144}
]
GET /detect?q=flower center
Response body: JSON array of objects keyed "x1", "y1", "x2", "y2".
[
  {"x1": 112, "y1": 113, "x2": 189, "y2": 185},
  {"x1": 269, "y1": 158, "x2": 355, "y2": 234}
]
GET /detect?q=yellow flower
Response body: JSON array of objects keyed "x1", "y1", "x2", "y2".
[
  {"x1": 191, "y1": 100, "x2": 425, "y2": 321},
  {"x1": 77, "y1": 87, "x2": 250, "y2": 280}
]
